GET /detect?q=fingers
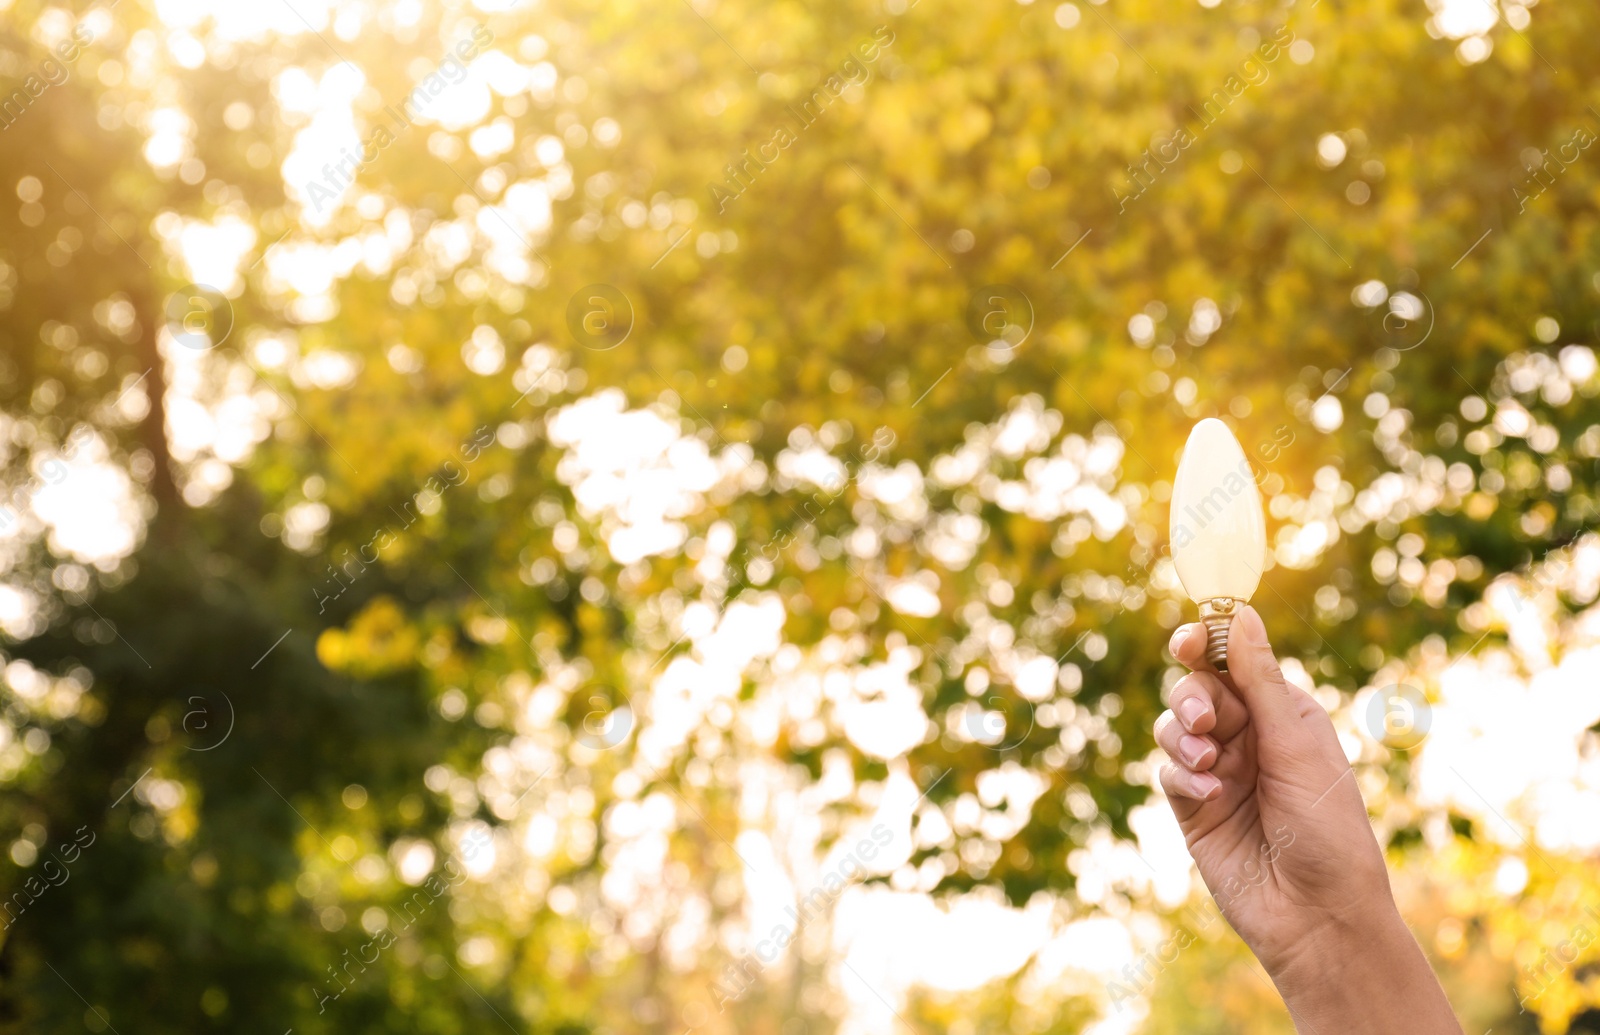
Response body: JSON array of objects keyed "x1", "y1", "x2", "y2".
[
  {"x1": 1225, "y1": 605, "x2": 1307, "y2": 733},
  {"x1": 1158, "y1": 760, "x2": 1221, "y2": 803},
  {"x1": 1154, "y1": 709, "x2": 1219, "y2": 770},
  {"x1": 1168, "y1": 621, "x2": 1212, "y2": 672},
  {"x1": 1167, "y1": 669, "x2": 1250, "y2": 743}
]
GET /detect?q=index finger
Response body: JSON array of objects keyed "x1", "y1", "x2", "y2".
[
  {"x1": 1166, "y1": 623, "x2": 1250, "y2": 742},
  {"x1": 1169, "y1": 621, "x2": 1219, "y2": 675}
]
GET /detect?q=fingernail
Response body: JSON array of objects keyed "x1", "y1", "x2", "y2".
[
  {"x1": 1192, "y1": 772, "x2": 1221, "y2": 798},
  {"x1": 1235, "y1": 605, "x2": 1268, "y2": 646},
  {"x1": 1168, "y1": 624, "x2": 1196, "y2": 655},
  {"x1": 1179, "y1": 734, "x2": 1211, "y2": 767},
  {"x1": 1178, "y1": 697, "x2": 1207, "y2": 731}
]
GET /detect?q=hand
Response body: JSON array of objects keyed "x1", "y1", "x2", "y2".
[
  {"x1": 1157, "y1": 605, "x2": 1385, "y2": 968},
  {"x1": 1155, "y1": 605, "x2": 1462, "y2": 1034}
]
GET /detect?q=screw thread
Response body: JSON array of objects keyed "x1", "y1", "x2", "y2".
[
  {"x1": 1197, "y1": 598, "x2": 1239, "y2": 672},
  {"x1": 1202, "y1": 614, "x2": 1231, "y2": 671}
]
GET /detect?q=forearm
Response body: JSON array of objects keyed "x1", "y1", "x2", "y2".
[{"x1": 1267, "y1": 902, "x2": 1462, "y2": 1035}]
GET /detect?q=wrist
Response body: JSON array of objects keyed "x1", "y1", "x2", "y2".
[
  {"x1": 1267, "y1": 892, "x2": 1404, "y2": 985},
  {"x1": 1267, "y1": 899, "x2": 1461, "y2": 1035}
]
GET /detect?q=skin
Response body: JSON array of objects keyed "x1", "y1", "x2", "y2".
[{"x1": 1154, "y1": 605, "x2": 1463, "y2": 1034}]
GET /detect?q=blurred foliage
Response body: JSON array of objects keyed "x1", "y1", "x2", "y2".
[{"x1": 0, "y1": 0, "x2": 1598, "y2": 1030}]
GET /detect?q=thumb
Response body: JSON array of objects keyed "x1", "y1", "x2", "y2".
[{"x1": 1226, "y1": 605, "x2": 1306, "y2": 732}]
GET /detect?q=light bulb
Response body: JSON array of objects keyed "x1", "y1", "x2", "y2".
[{"x1": 1170, "y1": 418, "x2": 1266, "y2": 671}]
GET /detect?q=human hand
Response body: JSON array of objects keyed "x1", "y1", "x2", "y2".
[{"x1": 1154, "y1": 605, "x2": 1461, "y2": 1033}]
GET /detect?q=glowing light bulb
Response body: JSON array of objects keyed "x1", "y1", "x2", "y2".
[{"x1": 1170, "y1": 418, "x2": 1266, "y2": 670}]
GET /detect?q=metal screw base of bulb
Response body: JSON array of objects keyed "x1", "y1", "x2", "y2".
[{"x1": 1197, "y1": 597, "x2": 1238, "y2": 672}]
